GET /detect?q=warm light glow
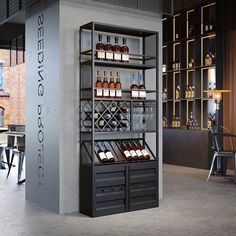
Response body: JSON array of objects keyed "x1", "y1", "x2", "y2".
[
  {"x1": 213, "y1": 92, "x2": 222, "y2": 102},
  {"x1": 203, "y1": 89, "x2": 231, "y2": 102}
]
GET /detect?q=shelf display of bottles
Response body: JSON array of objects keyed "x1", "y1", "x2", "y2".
[
  {"x1": 96, "y1": 34, "x2": 129, "y2": 63},
  {"x1": 86, "y1": 139, "x2": 153, "y2": 164},
  {"x1": 186, "y1": 112, "x2": 199, "y2": 130},
  {"x1": 94, "y1": 70, "x2": 149, "y2": 100},
  {"x1": 162, "y1": 1, "x2": 217, "y2": 131},
  {"x1": 80, "y1": 21, "x2": 159, "y2": 218}
]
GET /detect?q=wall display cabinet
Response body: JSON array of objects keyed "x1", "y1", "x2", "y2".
[
  {"x1": 79, "y1": 22, "x2": 159, "y2": 217},
  {"x1": 162, "y1": 1, "x2": 217, "y2": 131},
  {"x1": 163, "y1": 1, "x2": 220, "y2": 169}
]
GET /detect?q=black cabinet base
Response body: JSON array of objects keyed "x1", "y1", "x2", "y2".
[{"x1": 80, "y1": 161, "x2": 159, "y2": 217}]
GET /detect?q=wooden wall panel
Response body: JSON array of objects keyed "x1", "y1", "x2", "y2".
[{"x1": 223, "y1": 30, "x2": 236, "y2": 169}]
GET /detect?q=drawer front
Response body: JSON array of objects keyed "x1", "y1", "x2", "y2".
[
  {"x1": 130, "y1": 182, "x2": 157, "y2": 198},
  {"x1": 96, "y1": 185, "x2": 125, "y2": 202},
  {"x1": 129, "y1": 161, "x2": 158, "y2": 184},
  {"x1": 95, "y1": 199, "x2": 126, "y2": 217},
  {"x1": 129, "y1": 194, "x2": 158, "y2": 211},
  {"x1": 95, "y1": 164, "x2": 126, "y2": 187},
  {"x1": 129, "y1": 161, "x2": 158, "y2": 211}
]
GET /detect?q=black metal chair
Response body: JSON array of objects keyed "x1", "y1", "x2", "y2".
[
  {"x1": 207, "y1": 126, "x2": 236, "y2": 182},
  {"x1": 7, "y1": 135, "x2": 25, "y2": 183}
]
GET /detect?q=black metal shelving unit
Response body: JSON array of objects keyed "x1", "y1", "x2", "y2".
[{"x1": 79, "y1": 22, "x2": 159, "y2": 217}]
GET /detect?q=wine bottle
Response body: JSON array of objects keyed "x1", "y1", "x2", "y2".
[
  {"x1": 101, "y1": 142, "x2": 115, "y2": 162},
  {"x1": 115, "y1": 72, "x2": 122, "y2": 98},
  {"x1": 124, "y1": 141, "x2": 137, "y2": 161},
  {"x1": 102, "y1": 71, "x2": 109, "y2": 98},
  {"x1": 109, "y1": 71, "x2": 115, "y2": 98},
  {"x1": 110, "y1": 105, "x2": 118, "y2": 113},
  {"x1": 104, "y1": 36, "x2": 113, "y2": 61},
  {"x1": 96, "y1": 34, "x2": 105, "y2": 60},
  {"x1": 138, "y1": 73, "x2": 146, "y2": 99},
  {"x1": 131, "y1": 140, "x2": 144, "y2": 160},
  {"x1": 130, "y1": 73, "x2": 139, "y2": 99},
  {"x1": 135, "y1": 140, "x2": 150, "y2": 160},
  {"x1": 113, "y1": 37, "x2": 121, "y2": 62},
  {"x1": 103, "y1": 112, "x2": 112, "y2": 120},
  {"x1": 121, "y1": 106, "x2": 129, "y2": 113},
  {"x1": 185, "y1": 85, "x2": 189, "y2": 99},
  {"x1": 117, "y1": 141, "x2": 132, "y2": 161},
  {"x1": 98, "y1": 119, "x2": 105, "y2": 129},
  {"x1": 95, "y1": 142, "x2": 108, "y2": 163},
  {"x1": 95, "y1": 70, "x2": 102, "y2": 97},
  {"x1": 176, "y1": 85, "x2": 180, "y2": 100},
  {"x1": 121, "y1": 38, "x2": 129, "y2": 63}
]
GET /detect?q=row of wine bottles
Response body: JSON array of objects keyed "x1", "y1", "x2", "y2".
[
  {"x1": 95, "y1": 70, "x2": 146, "y2": 99},
  {"x1": 163, "y1": 85, "x2": 195, "y2": 101},
  {"x1": 96, "y1": 35, "x2": 129, "y2": 62},
  {"x1": 163, "y1": 112, "x2": 199, "y2": 130},
  {"x1": 95, "y1": 140, "x2": 150, "y2": 163}
]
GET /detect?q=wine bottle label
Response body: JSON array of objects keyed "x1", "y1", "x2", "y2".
[
  {"x1": 96, "y1": 88, "x2": 102, "y2": 97},
  {"x1": 106, "y1": 52, "x2": 113, "y2": 60},
  {"x1": 124, "y1": 150, "x2": 131, "y2": 158},
  {"x1": 122, "y1": 54, "x2": 129, "y2": 62},
  {"x1": 110, "y1": 89, "x2": 116, "y2": 97},
  {"x1": 114, "y1": 53, "x2": 121, "y2": 61},
  {"x1": 136, "y1": 149, "x2": 143, "y2": 157},
  {"x1": 139, "y1": 91, "x2": 146, "y2": 98},
  {"x1": 98, "y1": 152, "x2": 107, "y2": 160},
  {"x1": 131, "y1": 91, "x2": 139, "y2": 98},
  {"x1": 97, "y1": 51, "x2": 105, "y2": 59},
  {"x1": 116, "y1": 90, "x2": 122, "y2": 97},
  {"x1": 130, "y1": 150, "x2": 137, "y2": 157},
  {"x1": 94, "y1": 113, "x2": 99, "y2": 119},
  {"x1": 105, "y1": 151, "x2": 113, "y2": 159},
  {"x1": 141, "y1": 149, "x2": 149, "y2": 156},
  {"x1": 103, "y1": 89, "x2": 109, "y2": 97}
]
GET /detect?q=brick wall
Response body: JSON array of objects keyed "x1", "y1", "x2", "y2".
[{"x1": 0, "y1": 49, "x2": 25, "y2": 126}]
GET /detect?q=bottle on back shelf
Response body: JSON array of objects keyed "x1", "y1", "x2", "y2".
[
  {"x1": 102, "y1": 71, "x2": 109, "y2": 98},
  {"x1": 113, "y1": 37, "x2": 121, "y2": 62},
  {"x1": 96, "y1": 34, "x2": 105, "y2": 60},
  {"x1": 95, "y1": 70, "x2": 102, "y2": 97},
  {"x1": 117, "y1": 140, "x2": 132, "y2": 161},
  {"x1": 95, "y1": 142, "x2": 108, "y2": 163},
  {"x1": 138, "y1": 73, "x2": 146, "y2": 99},
  {"x1": 115, "y1": 72, "x2": 122, "y2": 98},
  {"x1": 130, "y1": 73, "x2": 139, "y2": 99},
  {"x1": 191, "y1": 85, "x2": 195, "y2": 99},
  {"x1": 121, "y1": 38, "x2": 129, "y2": 63},
  {"x1": 162, "y1": 88, "x2": 167, "y2": 101},
  {"x1": 104, "y1": 36, "x2": 113, "y2": 61},
  {"x1": 185, "y1": 85, "x2": 189, "y2": 99},
  {"x1": 176, "y1": 85, "x2": 180, "y2": 100},
  {"x1": 163, "y1": 116, "x2": 167, "y2": 128},
  {"x1": 109, "y1": 71, "x2": 115, "y2": 98},
  {"x1": 101, "y1": 142, "x2": 115, "y2": 162}
]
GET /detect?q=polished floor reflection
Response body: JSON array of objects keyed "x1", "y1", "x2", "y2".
[{"x1": 0, "y1": 164, "x2": 236, "y2": 236}]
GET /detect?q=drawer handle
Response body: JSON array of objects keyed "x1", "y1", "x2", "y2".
[{"x1": 102, "y1": 188, "x2": 114, "y2": 193}]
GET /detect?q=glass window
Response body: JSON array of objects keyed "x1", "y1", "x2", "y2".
[{"x1": 0, "y1": 107, "x2": 4, "y2": 127}]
